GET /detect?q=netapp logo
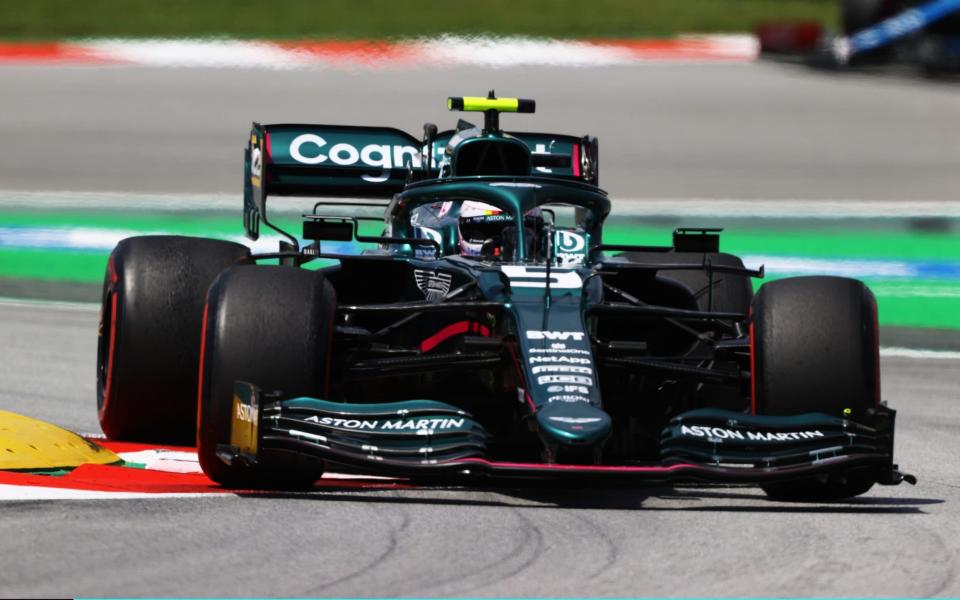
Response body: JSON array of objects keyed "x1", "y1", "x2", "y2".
[{"x1": 529, "y1": 356, "x2": 591, "y2": 365}]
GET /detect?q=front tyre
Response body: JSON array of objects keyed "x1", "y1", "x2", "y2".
[
  {"x1": 197, "y1": 265, "x2": 335, "y2": 488},
  {"x1": 751, "y1": 276, "x2": 881, "y2": 500},
  {"x1": 97, "y1": 235, "x2": 250, "y2": 443}
]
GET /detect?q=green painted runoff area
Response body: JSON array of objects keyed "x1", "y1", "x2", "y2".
[
  {"x1": 0, "y1": 210, "x2": 957, "y2": 329},
  {"x1": 0, "y1": 0, "x2": 838, "y2": 41},
  {"x1": 2, "y1": 210, "x2": 958, "y2": 260}
]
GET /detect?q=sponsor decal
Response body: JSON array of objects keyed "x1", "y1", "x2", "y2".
[
  {"x1": 532, "y1": 143, "x2": 554, "y2": 174},
  {"x1": 414, "y1": 269, "x2": 453, "y2": 302},
  {"x1": 547, "y1": 394, "x2": 591, "y2": 404},
  {"x1": 546, "y1": 384, "x2": 590, "y2": 394},
  {"x1": 528, "y1": 347, "x2": 591, "y2": 356},
  {"x1": 556, "y1": 230, "x2": 586, "y2": 253},
  {"x1": 529, "y1": 356, "x2": 591, "y2": 365},
  {"x1": 251, "y1": 146, "x2": 262, "y2": 178},
  {"x1": 537, "y1": 375, "x2": 593, "y2": 386},
  {"x1": 746, "y1": 430, "x2": 826, "y2": 442},
  {"x1": 556, "y1": 252, "x2": 585, "y2": 267},
  {"x1": 679, "y1": 424, "x2": 826, "y2": 442},
  {"x1": 413, "y1": 227, "x2": 443, "y2": 258},
  {"x1": 531, "y1": 365, "x2": 592, "y2": 375},
  {"x1": 526, "y1": 330, "x2": 585, "y2": 342},
  {"x1": 288, "y1": 134, "x2": 421, "y2": 182},
  {"x1": 501, "y1": 266, "x2": 582, "y2": 289},
  {"x1": 554, "y1": 231, "x2": 588, "y2": 266},
  {"x1": 235, "y1": 402, "x2": 257, "y2": 424},
  {"x1": 381, "y1": 418, "x2": 466, "y2": 431},
  {"x1": 305, "y1": 415, "x2": 467, "y2": 432},
  {"x1": 548, "y1": 416, "x2": 602, "y2": 424},
  {"x1": 305, "y1": 416, "x2": 376, "y2": 429},
  {"x1": 413, "y1": 227, "x2": 443, "y2": 257}
]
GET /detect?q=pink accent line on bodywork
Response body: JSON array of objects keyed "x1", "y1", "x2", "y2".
[
  {"x1": 459, "y1": 458, "x2": 700, "y2": 473},
  {"x1": 419, "y1": 320, "x2": 491, "y2": 353}
]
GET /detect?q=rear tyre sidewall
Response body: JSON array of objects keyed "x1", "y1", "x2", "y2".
[
  {"x1": 197, "y1": 265, "x2": 334, "y2": 488},
  {"x1": 752, "y1": 276, "x2": 881, "y2": 500},
  {"x1": 97, "y1": 235, "x2": 250, "y2": 443}
]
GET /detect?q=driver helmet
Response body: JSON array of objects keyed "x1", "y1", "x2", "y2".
[{"x1": 458, "y1": 201, "x2": 513, "y2": 257}]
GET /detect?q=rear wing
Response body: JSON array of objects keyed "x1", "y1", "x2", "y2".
[
  {"x1": 244, "y1": 123, "x2": 422, "y2": 239},
  {"x1": 428, "y1": 130, "x2": 598, "y2": 182},
  {"x1": 244, "y1": 122, "x2": 598, "y2": 240}
]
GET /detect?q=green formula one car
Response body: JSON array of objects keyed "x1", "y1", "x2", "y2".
[{"x1": 96, "y1": 93, "x2": 914, "y2": 499}]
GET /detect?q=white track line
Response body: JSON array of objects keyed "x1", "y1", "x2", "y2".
[
  {"x1": 0, "y1": 297, "x2": 100, "y2": 311},
  {"x1": 880, "y1": 347, "x2": 960, "y2": 360},
  {"x1": 0, "y1": 484, "x2": 224, "y2": 501}
]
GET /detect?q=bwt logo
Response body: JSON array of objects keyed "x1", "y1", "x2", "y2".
[
  {"x1": 287, "y1": 134, "x2": 422, "y2": 182},
  {"x1": 526, "y1": 330, "x2": 585, "y2": 341}
]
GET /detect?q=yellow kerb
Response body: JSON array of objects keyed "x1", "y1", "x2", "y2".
[{"x1": 0, "y1": 411, "x2": 120, "y2": 470}]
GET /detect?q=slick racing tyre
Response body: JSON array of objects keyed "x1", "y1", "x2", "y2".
[
  {"x1": 618, "y1": 251, "x2": 753, "y2": 314},
  {"x1": 197, "y1": 265, "x2": 335, "y2": 488},
  {"x1": 751, "y1": 276, "x2": 881, "y2": 500},
  {"x1": 97, "y1": 235, "x2": 250, "y2": 443}
]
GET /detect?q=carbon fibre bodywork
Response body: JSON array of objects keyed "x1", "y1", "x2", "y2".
[{"x1": 213, "y1": 96, "x2": 912, "y2": 493}]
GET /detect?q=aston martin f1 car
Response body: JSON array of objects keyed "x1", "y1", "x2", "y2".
[{"x1": 96, "y1": 93, "x2": 914, "y2": 500}]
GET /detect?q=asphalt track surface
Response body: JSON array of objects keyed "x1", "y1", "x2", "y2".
[
  {"x1": 1, "y1": 63, "x2": 959, "y2": 597},
  {"x1": 1, "y1": 62, "x2": 960, "y2": 200},
  {"x1": 1, "y1": 300, "x2": 959, "y2": 598}
]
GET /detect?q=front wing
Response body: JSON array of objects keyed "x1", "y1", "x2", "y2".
[{"x1": 218, "y1": 382, "x2": 914, "y2": 487}]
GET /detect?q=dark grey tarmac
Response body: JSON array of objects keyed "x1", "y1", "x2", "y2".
[
  {"x1": 0, "y1": 301, "x2": 957, "y2": 598},
  {"x1": 1, "y1": 62, "x2": 959, "y2": 200}
]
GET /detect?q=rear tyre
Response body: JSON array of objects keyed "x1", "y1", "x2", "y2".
[
  {"x1": 751, "y1": 276, "x2": 881, "y2": 500},
  {"x1": 97, "y1": 235, "x2": 250, "y2": 443},
  {"x1": 197, "y1": 265, "x2": 335, "y2": 488}
]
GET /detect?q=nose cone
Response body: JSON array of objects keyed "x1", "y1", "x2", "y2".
[{"x1": 536, "y1": 401, "x2": 611, "y2": 447}]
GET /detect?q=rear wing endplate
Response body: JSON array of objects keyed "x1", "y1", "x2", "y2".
[{"x1": 244, "y1": 123, "x2": 423, "y2": 240}]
